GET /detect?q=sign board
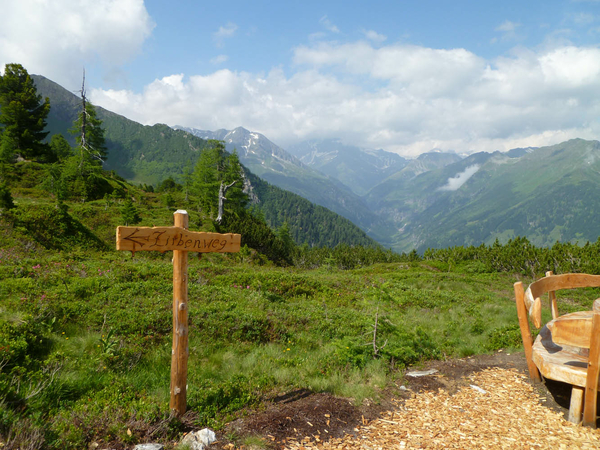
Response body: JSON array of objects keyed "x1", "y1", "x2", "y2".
[
  {"x1": 116, "y1": 226, "x2": 241, "y2": 254},
  {"x1": 115, "y1": 210, "x2": 241, "y2": 416}
]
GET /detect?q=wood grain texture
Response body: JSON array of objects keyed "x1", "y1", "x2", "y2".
[
  {"x1": 546, "y1": 311, "x2": 593, "y2": 349},
  {"x1": 170, "y1": 212, "x2": 189, "y2": 416},
  {"x1": 546, "y1": 271, "x2": 560, "y2": 320},
  {"x1": 524, "y1": 273, "x2": 600, "y2": 329},
  {"x1": 116, "y1": 226, "x2": 241, "y2": 253},
  {"x1": 569, "y1": 386, "x2": 584, "y2": 424},
  {"x1": 532, "y1": 324, "x2": 590, "y2": 388},
  {"x1": 583, "y1": 309, "x2": 600, "y2": 428},
  {"x1": 515, "y1": 282, "x2": 541, "y2": 381}
]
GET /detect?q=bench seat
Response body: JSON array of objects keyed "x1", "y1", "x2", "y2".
[{"x1": 532, "y1": 313, "x2": 592, "y2": 388}]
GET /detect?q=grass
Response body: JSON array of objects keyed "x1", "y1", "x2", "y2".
[
  {"x1": 3, "y1": 189, "x2": 600, "y2": 449},
  {"x1": 1, "y1": 241, "x2": 533, "y2": 448}
]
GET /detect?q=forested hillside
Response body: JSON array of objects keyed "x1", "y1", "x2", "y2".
[{"x1": 30, "y1": 74, "x2": 379, "y2": 249}]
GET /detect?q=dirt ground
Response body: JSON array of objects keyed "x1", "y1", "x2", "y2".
[{"x1": 212, "y1": 351, "x2": 584, "y2": 449}]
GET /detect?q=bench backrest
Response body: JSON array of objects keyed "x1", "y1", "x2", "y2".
[{"x1": 524, "y1": 273, "x2": 600, "y2": 329}]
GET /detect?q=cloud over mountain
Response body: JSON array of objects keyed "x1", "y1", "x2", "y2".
[
  {"x1": 90, "y1": 40, "x2": 600, "y2": 157},
  {"x1": 438, "y1": 165, "x2": 481, "y2": 191}
]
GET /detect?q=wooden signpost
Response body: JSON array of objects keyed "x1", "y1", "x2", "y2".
[{"x1": 116, "y1": 210, "x2": 241, "y2": 416}]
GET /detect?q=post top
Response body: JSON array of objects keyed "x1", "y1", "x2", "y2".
[{"x1": 174, "y1": 210, "x2": 188, "y2": 215}]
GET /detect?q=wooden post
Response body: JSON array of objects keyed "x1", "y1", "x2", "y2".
[
  {"x1": 514, "y1": 281, "x2": 541, "y2": 381},
  {"x1": 170, "y1": 210, "x2": 189, "y2": 416},
  {"x1": 583, "y1": 299, "x2": 600, "y2": 428},
  {"x1": 546, "y1": 271, "x2": 559, "y2": 320},
  {"x1": 115, "y1": 211, "x2": 241, "y2": 416},
  {"x1": 569, "y1": 386, "x2": 584, "y2": 424}
]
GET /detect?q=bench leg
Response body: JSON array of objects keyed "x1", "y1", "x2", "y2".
[{"x1": 568, "y1": 386, "x2": 584, "y2": 424}]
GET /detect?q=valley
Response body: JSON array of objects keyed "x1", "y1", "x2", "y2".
[{"x1": 31, "y1": 74, "x2": 600, "y2": 254}]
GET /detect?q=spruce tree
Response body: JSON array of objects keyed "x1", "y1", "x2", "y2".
[
  {"x1": 192, "y1": 141, "x2": 248, "y2": 220},
  {"x1": 192, "y1": 143, "x2": 221, "y2": 217},
  {"x1": 0, "y1": 63, "x2": 51, "y2": 161},
  {"x1": 222, "y1": 149, "x2": 248, "y2": 210},
  {"x1": 120, "y1": 197, "x2": 141, "y2": 226},
  {"x1": 49, "y1": 134, "x2": 73, "y2": 162}
]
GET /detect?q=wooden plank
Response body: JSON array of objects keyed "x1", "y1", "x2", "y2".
[
  {"x1": 514, "y1": 282, "x2": 541, "y2": 381},
  {"x1": 583, "y1": 308, "x2": 600, "y2": 428},
  {"x1": 170, "y1": 211, "x2": 189, "y2": 416},
  {"x1": 546, "y1": 271, "x2": 559, "y2": 320},
  {"x1": 532, "y1": 329, "x2": 589, "y2": 388},
  {"x1": 546, "y1": 311, "x2": 593, "y2": 349},
  {"x1": 527, "y1": 273, "x2": 600, "y2": 306},
  {"x1": 569, "y1": 386, "x2": 584, "y2": 424},
  {"x1": 525, "y1": 273, "x2": 600, "y2": 328},
  {"x1": 116, "y1": 226, "x2": 241, "y2": 253}
]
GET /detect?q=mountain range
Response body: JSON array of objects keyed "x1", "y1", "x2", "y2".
[
  {"x1": 173, "y1": 125, "x2": 600, "y2": 252},
  {"x1": 32, "y1": 75, "x2": 377, "y2": 249},
  {"x1": 33, "y1": 74, "x2": 600, "y2": 253}
]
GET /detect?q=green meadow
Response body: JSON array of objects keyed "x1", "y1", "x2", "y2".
[{"x1": 3, "y1": 168, "x2": 600, "y2": 449}]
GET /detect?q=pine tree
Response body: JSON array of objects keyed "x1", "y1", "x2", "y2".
[
  {"x1": 70, "y1": 72, "x2": 107, "y2": 168},
  {"x1": 0, "y1": 63, "x2": 51, "y2": 161},
  {"x1": 222, "y1": 149, "x2": 248, "y2": 210},
  {"x1": 70, "y1": 102, "x2": 107, "y2": 165},
  {"x1": 192, "y1": 141, "x2": 222, "y2": 217},
  {"x1": 120, "y1": 197, "x2": 141, "y2": 226},
  {"x1": 49, "y1": 134, "x2": 73, "y2": 162},
  {"x1": 192, "y1": 141, "x2": 248, "y2": 221},
  {"x1": 0, "y1": 182, "x2": 15, "y2": 210},
  {"x1": 277, "y1": 221, "x2": 295, "y2": 255}
]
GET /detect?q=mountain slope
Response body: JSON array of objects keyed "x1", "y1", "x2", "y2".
[
  {"x1": 32, "y1": 74, "x2": 380, "y2": 249},
  {"x1": 391, "y1": 140, "x2": 600, "y2": 251},
  {"x1": 286, "y1": 139, "x2": 408, "y2": 196},
  {"x1": 173, "y1": 126, "x2": 390, "y2": 238},
  {"x1": 33, "y1": 75, "x2": 209, "y2": 183}
]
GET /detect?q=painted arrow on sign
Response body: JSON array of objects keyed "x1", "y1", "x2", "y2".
[
  {"x1": 116, "y1": 226, "x2": 241, "y2": 254},
  {"x1": 122, "y1": 228, "x2": 150, "y2": 247}
]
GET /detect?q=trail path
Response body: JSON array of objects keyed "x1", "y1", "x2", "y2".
[{"x1": 220, "y1": 352, "x2": 600, "y2": 449}]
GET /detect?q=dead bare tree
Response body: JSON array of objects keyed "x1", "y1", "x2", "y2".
[
  {"x1": 216, "y1": 180, "x2": 237, "y2": 223},
  {"x1": 370, "y1": 308, "x2": 388, "y2": 358},
  {"x1": 74, "y1": 68, "x2": 104, "y2": 172}
]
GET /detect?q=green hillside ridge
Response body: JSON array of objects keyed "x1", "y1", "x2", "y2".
[
  {"x1": 286, "y1": 139, "x2": 409, "y2": 197},
  {"x1": 5, "y1": 183, "x2": 600, "y2": 448},
  {"x1": 29, "y1": 74, "x2": 600, "y2": 254},
  {"x1": 391, "y1": 139, "x2": 600, "y2": 252},
  {"x1": 174, "y1": 126, "x2": 386, "y2": 241},
  {"x1": 30, "y1": 74, "x2": 378, "y2": 249}
]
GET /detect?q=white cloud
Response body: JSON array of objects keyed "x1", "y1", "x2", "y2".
[
  {"x1": 494, "y1": 20, "x2": 522, "y2": 41},
  {"x1": 496, "y1": 21, "x2": 520, "y2": 33},
  {"x1": 0, "y1": 0, "x2": 154, "y2": 89},
  {"x1": 214, "y1": 22, "x2": 238, "y2": 41},
  {"x1": 438, "y1": 165, "x2": 481, "y2": 191},
  {"x1": 319, "y1": 15, "x2": 340, "y2": 33},
  {"x1": 362, "y1": 29, "x2": 387, "y2": 43},
  {"x1": 90, "y1": 40, "x2": 600, "y2": 157},
  {"x1": 210, "y1": 55, "x2": 229, "y2": 65},
  {"x1": 570, "y1": 13, "x2": 595, "y2": 25},
  {"x1": 213, "y1": 22, "x2": 238, "y2": 48}
]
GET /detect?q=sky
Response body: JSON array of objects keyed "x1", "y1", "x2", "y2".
[{"x1": 2, "y1": 0, "x2": 600, "y2": 157}]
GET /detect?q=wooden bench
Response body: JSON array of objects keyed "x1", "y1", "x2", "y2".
[{"x1": 514, "y1": 272, "x2": 600, "y2": 427}]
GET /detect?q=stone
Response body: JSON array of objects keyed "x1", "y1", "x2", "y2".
[
  {"x1": 133, "y1": 444, "x2": 164, "y2": 450},
  {"x1": 406, "y1": 369, "x2": 439, "y2": 377},
  {"x1": 179, "y1": 428, "x2": 216, "y2": 450}
]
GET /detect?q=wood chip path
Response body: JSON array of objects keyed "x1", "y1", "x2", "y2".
[{"x1": 281, "y1": 368, "x2": 600, "y2": 449}]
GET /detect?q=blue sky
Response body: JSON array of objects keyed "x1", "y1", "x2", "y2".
[{"x1": 2, "y1": 0, "x2": 600, "y2": 156}]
